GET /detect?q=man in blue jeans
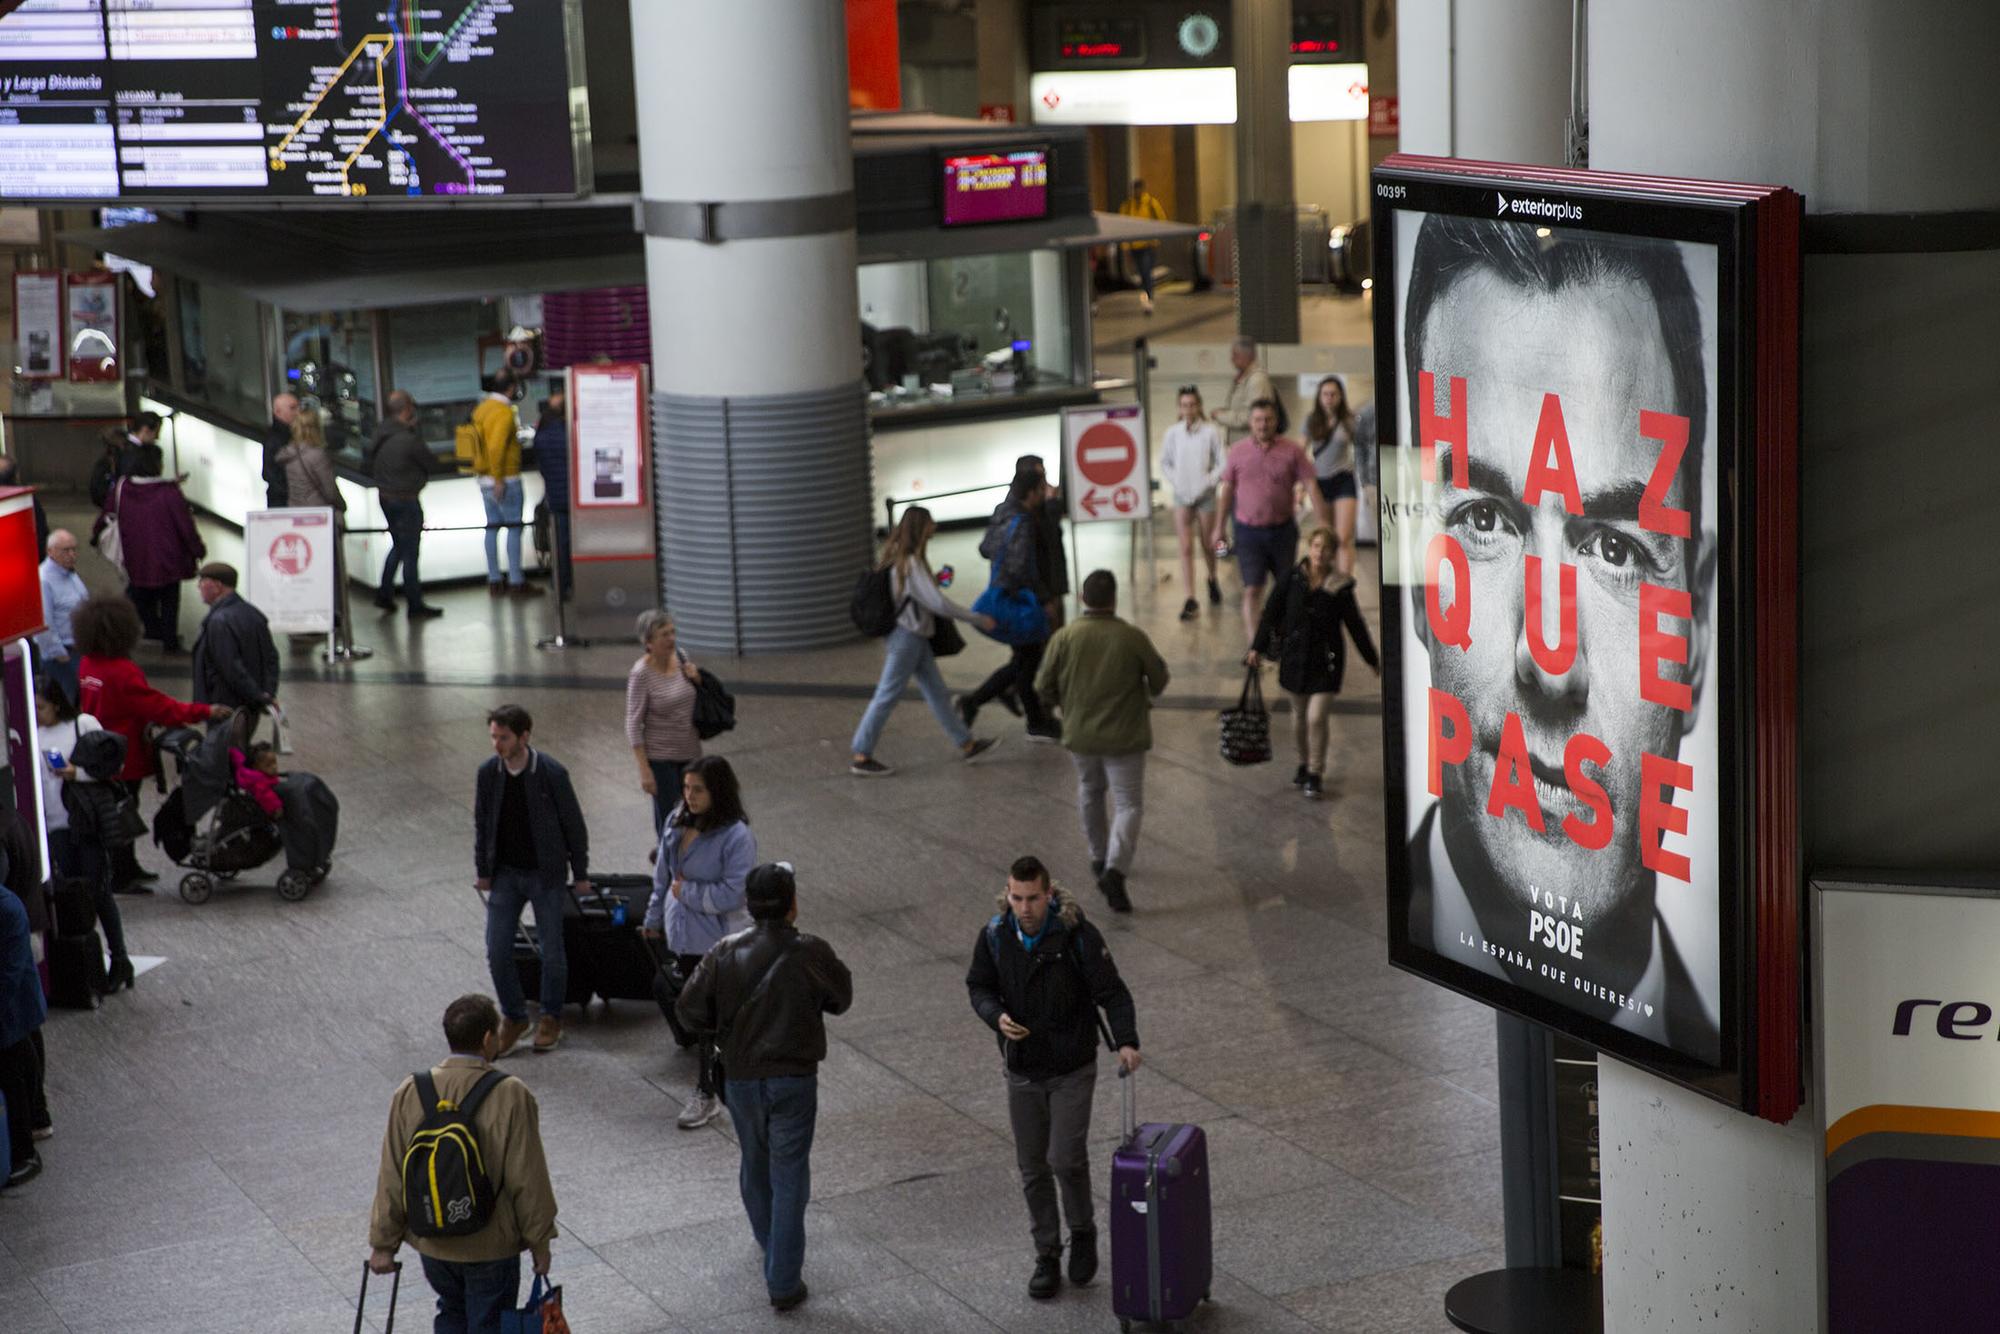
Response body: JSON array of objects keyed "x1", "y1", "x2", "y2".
[
  {"x1": 369, "y1": 995, "x2": 559, "y2": 1334},
  {"x1": 473, "y1": 705, "x2": 590, "y2": 1056},
  {"x1": 677, "y1": 863, "x2": 853, "y2": 1312}
]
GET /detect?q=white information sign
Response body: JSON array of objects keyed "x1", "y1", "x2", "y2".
[
  {"x1": 1062, "y1": 403, "x2": 1151, "y2": 525},
  {"x1": 569, "y1": 363, "x2": 647, "y2": 509},
  {"x1": 243, "y1": 507, "x2": 336, "y2": 634}
]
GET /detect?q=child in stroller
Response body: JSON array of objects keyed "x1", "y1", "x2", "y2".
[{"x1": 152, "y1": 724, "x2": 340, "y2": 905}]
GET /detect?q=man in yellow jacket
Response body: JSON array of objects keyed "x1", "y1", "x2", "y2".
[
  {"x1": 369, "y1": 995, "x2": 558, "y2": 1332},
  {"x1": 1116, "y1": 178, "x2": 1168, "y2": 312},
  {"x1": 471, "y1": 371, "x2": 540, "y2": 596}
]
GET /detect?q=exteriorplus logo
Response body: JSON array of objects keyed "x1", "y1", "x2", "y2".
[
  {"x1": 1892, "y1": 998, "x2": 2000, "y2": 1039},
  {"x1": 1495, "y1": 191, "x2": 1584, "y2": 224}
]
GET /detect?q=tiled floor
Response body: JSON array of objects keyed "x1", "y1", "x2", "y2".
[{"x1": 3, "y1": 496, "x2": 1501, "y2": 1331}]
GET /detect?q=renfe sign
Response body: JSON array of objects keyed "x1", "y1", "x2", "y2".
[
  {"x1": 1816, "y1": 880, "x2": 2000, "y2": 1332},
  {"x1": 1372, "y1": 155, "x2": 1802, "y2": 1119}
]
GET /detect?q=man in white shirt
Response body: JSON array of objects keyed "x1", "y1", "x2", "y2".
[{"x1": 36, "y1": 530, "x2": 87, "y2": 702}]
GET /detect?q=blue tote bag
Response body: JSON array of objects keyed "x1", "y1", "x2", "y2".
[
  {"x1": 501, "y1": 1274, "x2": 568, "y2": 1334},
  {"x1": 971, "y1": 516, "x2": 1050, "y2": 646}
]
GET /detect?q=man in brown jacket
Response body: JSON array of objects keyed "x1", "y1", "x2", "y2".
[{"x1": 369, "y1": 995, "x2": 558, "y2": 1333}]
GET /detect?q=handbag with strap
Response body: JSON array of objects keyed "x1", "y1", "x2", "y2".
[
  {"x1": 92, "y1": 478, "x2": 129, "y2": 582},
  {"x1": 971, "y1": 517, "x2": 1050, "y2": 646},
  {"x1": 711, "y1": 939, "x2": 800, "y2": 1104},
  {"x1": 500, "y1": 1273, "x2": 570, "y2": 1334},
  {"x1": 929, "y1": 617, "x2": 966, "y2": 658},
  {"x1": 1219, "y1": 666, "x2": 1273, "y2": 766}
]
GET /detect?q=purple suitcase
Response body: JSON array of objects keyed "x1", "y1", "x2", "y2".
[{"x1": 1110, "y1": 1070, "x2": 1212, "y2": 1330}]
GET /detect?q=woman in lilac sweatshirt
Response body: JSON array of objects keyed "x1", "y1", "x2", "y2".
[{"x1": 643, "y1": 755, "x2": 756, "y2": 1130}]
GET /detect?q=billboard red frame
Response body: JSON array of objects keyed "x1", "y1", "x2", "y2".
[{"x1": 1371, "y1": 154, "x2": 1800, "y2": 1120}]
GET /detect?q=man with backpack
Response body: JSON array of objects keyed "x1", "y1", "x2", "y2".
[
  {"x1": 966, "y1": 854, "x2": 1140, "y2": 1300},
  {"x1": 368, "y1": 994, "x2": 558, "y2": 1334},
  {"x1": 676, "y1": 863, "x2": 853, "y2": 1313}
]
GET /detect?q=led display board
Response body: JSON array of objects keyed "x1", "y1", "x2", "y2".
[
  {"x1": 1372, "y1": 154, "x2": 1802, "y2": 1119},
  {"x1": 940, "y1": 149, "x2": 1049, "y2": 226},
  {"x1": 0, "y1": 0, "x2": 584, "y2": 202}
]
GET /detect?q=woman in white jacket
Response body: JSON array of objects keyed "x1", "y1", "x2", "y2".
[
  {"x1": 1159, "y1": 386, "x2": 1227, "y2": 621},
  {"x1": 849, "y1": 506, "x2": 998, "y2": 776}
]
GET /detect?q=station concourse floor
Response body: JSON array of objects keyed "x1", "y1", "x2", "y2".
[{"x1": 4, "y1": 504, "x2": 1502, "y2": 1333}]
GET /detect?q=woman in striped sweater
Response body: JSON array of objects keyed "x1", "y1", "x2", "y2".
[{"x1": 626, "y1": 610, "x2": 703, "y2": 834}]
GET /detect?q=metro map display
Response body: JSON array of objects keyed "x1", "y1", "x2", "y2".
[{"x1": 0, "y1": 0, "x2": 580, "y2": 201}]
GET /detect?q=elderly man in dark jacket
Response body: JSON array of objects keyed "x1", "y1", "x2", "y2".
[
  {"x1": 192, "y1": 563, "x2": 279, "y2": 739},
  {"x1": 677, "y1": 863, "x2": 852, "y2": 1314},
  {"x1": 367, "y1": 389, "x2": 443, "y2": 618},
  {"x1": 967, "y1": 854, "x2": 1140, "y2": 1300},
  {"x1": 474, "y1": 704, "x2": 590, "y2": 1057}
]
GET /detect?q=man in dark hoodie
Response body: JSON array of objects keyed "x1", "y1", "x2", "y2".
[
  {"x1": 366, "y1": 389, "x2": 443, "y2": 618},
  {"x1": 966, "y1": 854, "x2": 1140, "y2": 1300}
]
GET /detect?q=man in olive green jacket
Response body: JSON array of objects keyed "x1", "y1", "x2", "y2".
[
  {"x1": 369, "y1": 995, "x2": 558, "y2": 1333},
  {"x1": 1035, "y1": 570, "x2": 1170, "y2": 913}
]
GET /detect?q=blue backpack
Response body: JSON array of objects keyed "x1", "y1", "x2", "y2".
[{"x1": 971, "y1": 517, "x2": 1050, "y2": 645}]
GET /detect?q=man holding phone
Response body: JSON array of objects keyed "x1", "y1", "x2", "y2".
[{"x1": 966, "y1": 855, "x2": 1140, "y2": 1300}]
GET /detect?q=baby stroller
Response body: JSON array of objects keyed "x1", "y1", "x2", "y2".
[{"x1": 151, "y1": 723, "x2": 340, "y2": 904}]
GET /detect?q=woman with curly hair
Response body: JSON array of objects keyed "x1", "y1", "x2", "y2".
[{"x1": 73, "y1": 596, "x2": 230, "y2": 892}]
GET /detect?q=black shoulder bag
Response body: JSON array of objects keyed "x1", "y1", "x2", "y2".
[{"x1": 710, "y1": 940, "x2": 799, "y2": 1105}]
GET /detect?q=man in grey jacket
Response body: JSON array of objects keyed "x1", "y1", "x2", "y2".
[{"x1": 368, "y1": 389, "x2": 443, "y2": 619}]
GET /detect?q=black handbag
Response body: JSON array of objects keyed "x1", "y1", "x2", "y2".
[
  {"x1": 1219, "y1": 666, "x2": 1274, "y2": 766},
  {"x1": 929, "y1": 618, "x2": 966, "y2": 658},
  {"x1": 691, "y1": 668, "x2": 736, "y2": 740}
]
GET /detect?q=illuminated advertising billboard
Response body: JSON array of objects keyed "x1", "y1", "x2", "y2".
[
  {"x1": 0, "y1": 0, "x2": 584, "y2": 201},
  {"x1": 1372, "y1": 155, "x2": 1802, "y2": 1118}
]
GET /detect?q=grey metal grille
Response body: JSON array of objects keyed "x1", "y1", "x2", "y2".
[{"x1": 653, "y1": 383, "x2": 874, "y2": 654}]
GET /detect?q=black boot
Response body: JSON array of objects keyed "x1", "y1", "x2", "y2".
[
  {"x1": 1067, "y1": 1229, "x2": 1098, "y2": 1284},
  {"x1": 1028, "y1": 1251, "x2": 1062, "y2": 1300}
]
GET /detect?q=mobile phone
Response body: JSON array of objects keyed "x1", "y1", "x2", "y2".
[{"x1": 46, "y1": 749, "x2": 66, "y2": 772}]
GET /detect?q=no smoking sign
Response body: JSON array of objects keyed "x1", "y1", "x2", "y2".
[{"x1": 1062, "y1": 403, "x2": 1151, "y2": 525}]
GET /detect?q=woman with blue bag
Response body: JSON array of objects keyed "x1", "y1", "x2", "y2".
[
  {"x1": 849, "y1": 507, "x2": 999, "y2": 777},
  {"x1": 957, "y1": 472, "x2": 1060, "y2": 742}
]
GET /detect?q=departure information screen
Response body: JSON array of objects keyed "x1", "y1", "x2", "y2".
[
  {"x1": 941, "y1": 149, "x2": 1049, "y2": 227},
  {"x1": 0, "y1": 0, "x2": 580, "y2": 201}
]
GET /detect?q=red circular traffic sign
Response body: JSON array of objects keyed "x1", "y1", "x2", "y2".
[{"x1": 1076, "y1": 422, "x2": 1137, "y2": 486}]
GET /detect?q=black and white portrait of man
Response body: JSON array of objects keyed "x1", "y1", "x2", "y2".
[{"x1": 1386, "y1": 211, "x2": 1723, "y2": 1064}]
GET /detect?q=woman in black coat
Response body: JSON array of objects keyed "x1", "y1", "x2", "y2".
[{"x1": 1249, "y1": 527, "x2": 1380, "y2": 798}]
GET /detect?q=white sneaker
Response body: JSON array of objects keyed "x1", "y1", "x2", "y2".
[{"x1": 677, "y1": 1090, "x2": 721, "y2": 1130}]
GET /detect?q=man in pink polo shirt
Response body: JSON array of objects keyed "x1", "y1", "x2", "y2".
[{"x1": 1216, "y1": 399, "x2": 1335, "y2": 643}]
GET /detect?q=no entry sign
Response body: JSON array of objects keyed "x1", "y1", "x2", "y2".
[{"x1": 1062, "y1": 403, "x2": 1151, "y2": 524}]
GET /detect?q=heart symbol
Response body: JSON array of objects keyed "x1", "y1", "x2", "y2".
[{"x1": 1644, "y1": 1004, "x2": 1655, "y2": 1018}]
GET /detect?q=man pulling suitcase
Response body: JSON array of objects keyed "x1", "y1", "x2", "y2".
[{"x1": 965, "y1": 854, "x2": 1141, "y2": 1299}]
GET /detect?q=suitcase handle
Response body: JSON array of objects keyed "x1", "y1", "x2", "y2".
[
  {"x1": 356, "y1": 1260, "x2": 401, "y2": 1334},
  {"x1": 1120, "y1": 1065, "x2": 1136, "y2": 1142}
]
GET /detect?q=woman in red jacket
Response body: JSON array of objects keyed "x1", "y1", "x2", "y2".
[{"x1": 73, "y1": 596, "x2": 229, "y2": 893}]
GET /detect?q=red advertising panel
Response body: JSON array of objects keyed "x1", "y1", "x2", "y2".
[
  {"x1": 1371, "y1": 155, "x2": 1801, "y2": 1120},
  {"x1": 0, "y1": 487, "x2": 46, "y2": 644}
]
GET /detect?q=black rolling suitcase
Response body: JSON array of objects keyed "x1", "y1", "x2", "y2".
[{"x1": 565, "y1": 875, "x2": 661, "y2": 1005}]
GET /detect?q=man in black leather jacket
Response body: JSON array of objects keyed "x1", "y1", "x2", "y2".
[
  {"x1": 676, "y1": 863, "x2": 852, "y2": 1313},
  {"x1": 966, "y1": 854, "x2": 1140, "y2": 1300}
]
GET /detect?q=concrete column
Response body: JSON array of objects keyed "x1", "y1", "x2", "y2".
[
  {"x1": 1587, "y1": 2, "x2": 2000, "y2": 1329},
  {"x1": 629, "y1": 0, "x2": 872, "y2": 652},
  {"x1": 1232, "y1": 0, "x2": 1299, "y2": 343},
  {"x1": 974, "y1": 0, "x2": 1029, "y2": 122},
  {"x1": 1395, "y1": 0, "x2": 1570, "y2": 164}
]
